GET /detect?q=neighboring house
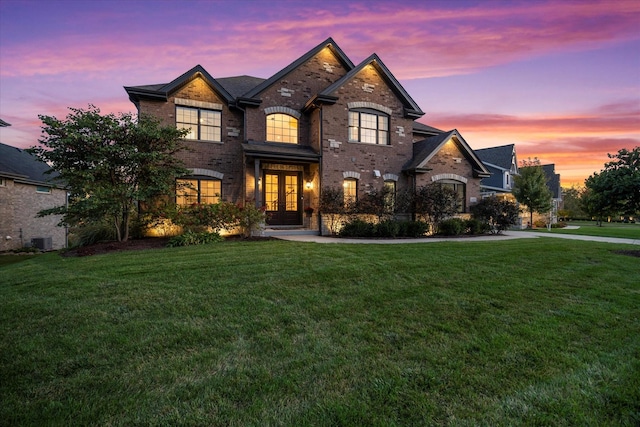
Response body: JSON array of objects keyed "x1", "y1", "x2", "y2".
[
  {"x1": 124, "y1": 38, "x2": 490, "y2": 234},
  {"x1": 542, "y1": 164, "x2": 562, "y2": 223},
  {"x1": 0, "y1": 142, "x2": 67, "y2": 250},
  {"x1": 518, "y1": 163, "x2": 562, "y2": 226},
  {"x1": 475, "y1": 144, "x2": 519, "y2": 197}
]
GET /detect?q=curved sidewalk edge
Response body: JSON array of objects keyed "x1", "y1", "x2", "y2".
[
  {"x1": 274, "y1": 231, "x2": 640, "y2": 245},
  {"x1": 504, "y1": 231, "x2": 640, "y2": 246}
]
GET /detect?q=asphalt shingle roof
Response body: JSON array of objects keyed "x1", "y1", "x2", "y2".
[
  {"x1": 475, "y1": 144, "x2": 515, "y2": 170},
  {"x1": 0, "y1": 142, "x2": 60, "y2": 185}
]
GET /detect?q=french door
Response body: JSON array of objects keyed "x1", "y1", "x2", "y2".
[{"x1": 264, "y1": 171, "x2": 302, "y2": 225}]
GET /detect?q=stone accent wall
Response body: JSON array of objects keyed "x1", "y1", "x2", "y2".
[{"x1": 0, "y1": 180, "x2": 66, "y2": 251}]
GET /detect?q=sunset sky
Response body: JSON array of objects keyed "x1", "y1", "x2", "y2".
[{"x1": 1, "y1": 0, "x2": 638, "y2": 187}]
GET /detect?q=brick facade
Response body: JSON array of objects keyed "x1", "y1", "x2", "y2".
[
  {"x1": 126, "y1": 38, "x2": 490, "y2": 234},
  {"x1": 0, "y1": 180, "x2": 66, "y2": 251}
]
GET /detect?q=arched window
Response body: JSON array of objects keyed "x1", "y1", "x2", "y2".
[
  {"x1": 384, "y1": 180, "x2": 396, "y2": 211},
  {"x1": 348, "y1": 109, "x2": 389, "y2": 145},
  {"x1": 438, "y1": 180, "x2": 466, "y2": 212},
  {"x1": 343, "y1": 178, "x2": 357, "y2": 206},
  {"x1": 266, "y1": 113, "x2": 298, "y2": 144}
]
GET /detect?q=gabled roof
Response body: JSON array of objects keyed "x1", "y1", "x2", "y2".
[
  {"x1": 413, "y1": 121, "x2": 444, "y2": 137},
  {"x1": 242, "y1": 37, "x2": 355, "y2": 101},
  {"x1": 475, "y1": 144, "x2": 516, "y2": 171},
  {"x1": 403, "y1": 129, "x2": 491, "y2": 178},
  {"x1": 0, "y1": 142, "x2": 61, "y2": 186},
  {"x1": 125, "y1": 64, "x2": 236, "y2": 105},
  {"x1": 542, "y1": 164, "x2": 562, "y2": 199},
  {"x1": 317, "y1": 54, "x2": 424, "y2": 119}
]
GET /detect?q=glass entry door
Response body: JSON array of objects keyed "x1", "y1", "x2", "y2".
[{"x1": 264, "y1": 171, "x2": 302, "y2": 225}]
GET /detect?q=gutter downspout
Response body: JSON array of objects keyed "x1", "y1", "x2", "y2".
[{"x1": 318, "y1": 105, "x2": 323, "y2": 236}]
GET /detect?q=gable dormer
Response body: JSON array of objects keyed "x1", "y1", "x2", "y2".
[
  {"x1": 307, "y1": 54, "x2": 424, "y2": 119},
  {"x1": 125, "y1": 65, "x2": 235, "y2": 110},
  {"x1": 238, "y1": 37, "x2": 355, "y2": 108}
]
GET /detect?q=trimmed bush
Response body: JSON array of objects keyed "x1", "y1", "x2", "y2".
[
  {"x1": 167, "y1": 231, "x2": 223, "y2": 247},
  {"x1": 399, "y1": 220, "x2": 430, "y2": 237},
  {"x1": 438, "y1": 218, "x2": 466, "y2": 236},
  {"x1": 465, "y1": 218, "x2": 489, "y2": 235},
  {"x1": 340, "y1": 218, "x2": 375, "y2": 238},
  {"x1": 376, "y1": 219, "x2": 400, "y2": 238}
]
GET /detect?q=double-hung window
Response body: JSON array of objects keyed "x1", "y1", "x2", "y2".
[
  {"x1": 349, "y1": 109, "x2": 389, "y2": 145},
  {"x1": 176, "y1": 178, "x2": 221, "y2": 206},
  {"x1": 176, "y1": 106, "x2": 221, "y2": 142}
]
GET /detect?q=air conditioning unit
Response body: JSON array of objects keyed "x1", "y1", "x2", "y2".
[{"x1": 31, "y1": 237, "x2": 53, "y2": 251}]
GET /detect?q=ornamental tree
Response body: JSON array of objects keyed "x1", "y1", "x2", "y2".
[
  {"x1": 470, "y1": 196, "x2": 519, "y2": 234},
  {"x1": 513, "y1": 158, "x2": 552, "y2": 226},
  {"x1": 584, "y1": 147, "x2": 640, "y2": 220},
  {"x1": 29, "y1": 106, "x2": 188, "y2": 242}
]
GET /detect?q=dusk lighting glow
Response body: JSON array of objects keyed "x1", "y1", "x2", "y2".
[{"x1": 0, "y1": 0, "x2": 638, "y2": 187}]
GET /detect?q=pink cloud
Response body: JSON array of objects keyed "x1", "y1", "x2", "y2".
[{"x1": 2, "y1": 1, "x2": 638, "y2": 80}]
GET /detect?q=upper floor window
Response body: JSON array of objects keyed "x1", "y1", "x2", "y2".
[
  {"x1": 266, "y1": 113, "x2": 298, "y2": 144},
  {"x1": 0, "y1": 178, "x2": 6, "y2": 187},
  {"x1": 36, "y1": 186, "x2": 51, "y2": 194},
  {"x1": 343, "y1": 178, "x2": 357, "y2": 206},
  {"x1": 176, "y1": 178, "x2": 221, "y2": 206},
  {"x1": 349, "y1": 109, "x2": 389, "y2": 145},
  {"x1": 176, "y1": 106, "x2": 221, "y2": 142}
]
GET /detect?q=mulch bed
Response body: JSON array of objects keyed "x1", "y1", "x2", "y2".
[
  {"x1": 62, "y1": 236, "x2": 277, "y2": 257},
  {"x1": 612, "y1": 249, "x2": 640, "y2": 258}
]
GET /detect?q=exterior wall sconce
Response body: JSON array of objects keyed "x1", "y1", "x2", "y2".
[
  {"x1": 373, "y1": 170, "x2": 381, "y2": 178},
  {"x1": 305, "y1": 181, "x2": 313, "y2": 189}
]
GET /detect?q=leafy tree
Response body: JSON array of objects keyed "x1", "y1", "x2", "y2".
[
  {"x1": 29, "y1": 106, "x2": 188, "y2": 242},
  {"x1": 470, "y1": 196, "x2": 519, "y2": 234},
  {"x1": 318, "y1": 186, "x2": 346, "y2": 235},
  {"x1": 513, "y1": 158, "x2": 552, "y2": 226},
  {"x1": 560, "y1": 186, "x2": 587, "y2": 220},
  {"x1": 413, "y1": 183, "x2": 459, "y2": 233},
  {"x1": 584, "y1": 147, "x2": 640, "y2": 220},
  {"x1": 580, "y1": 187, "x2": 613, "y2": 226}
]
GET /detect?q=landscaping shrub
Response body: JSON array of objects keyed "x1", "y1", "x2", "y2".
[
  {"x1": 465, "y1": 218, "x2": 489, "y2": 235},
  {"x1": 438, "y1": 218, "x2": 466, "y2": 236},
  {"x1": 167, "y1": 231, "x2": 223, "y2": 247},
  {"x1": 534, "y1": 219, "x2": 547, "y2": 228},
  {"x1": 340, "y1": 218, "x2": 375, "y2": 237},
  {"x1": 551, "y1": 221, "x2": 568, "y2": 228},
  {"x1": 69, "y1": 223, "x2": 117, "y2": 247},
  {"x1": 470, "y1": 196, "x2": 519, "y2": 234},
  {"x1": 398, "y1": 220, "x2": 430, "y2": 237},
  {"x1": 375, "y1": 219, "x2": 400, "y2": 238}
]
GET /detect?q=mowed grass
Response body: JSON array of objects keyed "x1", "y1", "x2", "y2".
[
  {"x1": 1, "y1": 239, "x2": 639, "y2": 426},
  {"x1": 537, "y1": 220, "x2": 640, "y2": 239}
]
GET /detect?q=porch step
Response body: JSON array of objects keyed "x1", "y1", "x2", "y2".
[{"x1": 262, "y1": 227, "x2": 319, "y2": 237}]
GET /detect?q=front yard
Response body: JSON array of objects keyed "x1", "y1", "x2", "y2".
[{"x1": 1, "y1": 239, "x2": 638, "y2": 425}]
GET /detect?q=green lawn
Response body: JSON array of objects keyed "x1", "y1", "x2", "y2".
[
  {"x1": 534, "y1": 220, "x2": 640, "y2": 239},
  {"x1": 1, "y1": 239, "x2": 639, "y2": 426}
]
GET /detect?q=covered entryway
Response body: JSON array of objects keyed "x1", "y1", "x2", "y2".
[{"x1": 264, "y1": 170, "x2": 302, "y2": 225}]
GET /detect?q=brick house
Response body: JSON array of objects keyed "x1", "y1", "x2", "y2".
[
  {"x1": 125, "y1": 38, "x2": 490, "y2": 234},
  {"x1": 0, "y1": 141, "x2": 67, "y2": 250}
]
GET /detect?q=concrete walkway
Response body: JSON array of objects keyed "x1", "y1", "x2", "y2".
[{"x1": 275, "y1": 230, "x2": 640, "y2": 245}]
